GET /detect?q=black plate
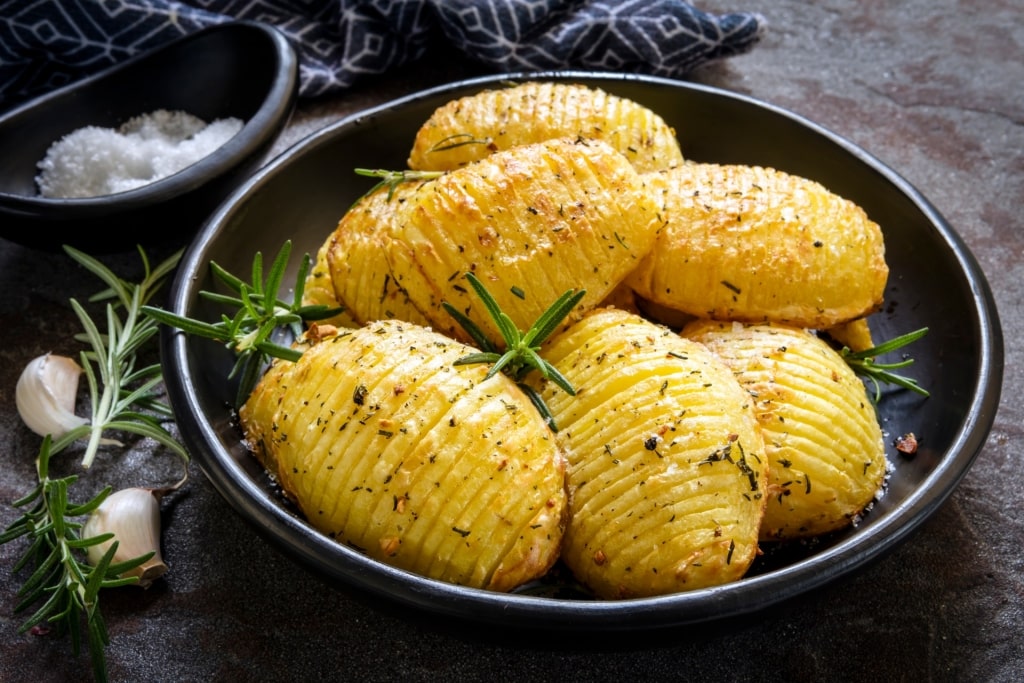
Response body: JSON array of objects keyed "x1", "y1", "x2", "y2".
[
  {"x1": 161, "y1": 72, "x2": 1003, "y2": 631},
  {"x1": 0, "y1": 21, "x2": 297, "y2": 252}
]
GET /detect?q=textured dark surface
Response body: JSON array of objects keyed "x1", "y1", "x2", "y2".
[{"x1": 1, "y1": 0, "x2": 1021, "y2": 681}]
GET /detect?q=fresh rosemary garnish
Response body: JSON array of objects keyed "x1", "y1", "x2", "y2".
[
  {"x1": 3, "y1": 245, "x2": 191, "y2": 683},
  {"x1": 57, "y1": 246, "x2": 189, "y2": 470},
  {"x1": 0, "y1": 438, "x2": 152, "y2": 683},
  {"x1": 442, "y1": 272, "x2": 585, "y2": 432},
  {"x1": 142, "y1": 240, "x2": 342, "y2": 407},
  {"x1": 352, "y1": 168, "x2": 444, "y2": 206},
  {"x1": 840, "y1": 327, "x2": 930, "y2": 402}
]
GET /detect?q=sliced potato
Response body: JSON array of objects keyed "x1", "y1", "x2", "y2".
[
  {"x1": 682, "y1": 319, "x2": 889, "y2": 540},
  {"x1": 301, "y1": 236, "x2": 360, "y2": 329},
  {"x1": 534, "y1": 307, "x2": 767, "y2": 598},
  {"x1": 626, "y1": 163, "x2": 889, "y2": 328},
  {"x1": 239, "y1": 321, "x2": 568, "y2": 592},
  {"x1": 408, "y1": 81, "x2": 684, "y2": 173},
  {"x1": 374, "y1": 136, "x2": 661, "y2": 342},
  {"x1": 313, "y1": 180, "x2": 433, "y2": 327}
]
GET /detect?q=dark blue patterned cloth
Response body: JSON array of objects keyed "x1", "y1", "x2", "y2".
[{"x1": 0, "y1": 0, "x2": 766, "y2": 111}]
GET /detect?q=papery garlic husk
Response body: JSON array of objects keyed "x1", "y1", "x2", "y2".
[
  {"x1": 15, "y1": 353, "x2": 89, "y2": 438},
  {"x1": 83, "y1": 487, "x2": 168, "y2": 588}
]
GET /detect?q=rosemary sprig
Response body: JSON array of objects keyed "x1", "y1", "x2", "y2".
[
  {"x1": 840, "y1": 327, "x2": 930, "y2": 402},
  {"x1": 55, "y1": 246, "x2": 189, "y2": 470},
  {"x1": 1, "y1": 437, "x2": 154, "y2": 683},
  {"x1": 4, "y1": 246, "x2": 191, "y2": 682},
  {"x1": 443, "y1": 272, "x2": 585, "y2": 432},
  {"x1": 143, "y1": 238, "x2": 583, "y2": 428},
  {"x1": 142, "y1": 240, "x2": 343, "y2": 407},
  {"x1": 351, "y1": 168, "x2": 444, "y2": 208}
]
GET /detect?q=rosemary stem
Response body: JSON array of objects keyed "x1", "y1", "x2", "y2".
[{"x1": 83, "y1": 378, "x2": 116, "y2": 469}]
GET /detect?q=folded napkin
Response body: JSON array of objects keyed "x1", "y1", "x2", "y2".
[{"x1": 0, "y1": 0, "x2": 765, "y2": 110}]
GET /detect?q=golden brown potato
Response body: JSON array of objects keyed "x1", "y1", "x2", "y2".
[
  {"x1": 821, "y1": 317, "x2": 875, "y2": 353},
  {"x1": 408, "y1": 81, "x2": 684, "y2": 173},
  {"x1": 533, "y1": 307, "x2": 767, "y2": 598},
  {"x1": 321, "y1": 136, "x2": 662, "y2": 344},
  {"x1": 681, "y1": 319, "x2": 889, "y2": 540},
  {"x1": 626, "y1": 163, "x2": 889, "y2": 328},
  {"x1": 312, "y1": 180, "x2": 433, "y2": 328},
  {"x1": 300, "y1": 237, "x2": 361, "y2": 329},
  {"x1": 239, "y1": 321, "x2": 568, "y2": 592}
]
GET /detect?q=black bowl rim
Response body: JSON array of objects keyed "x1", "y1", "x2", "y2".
[
  {"x1": 164, "y1": 70, "x2": 1005, "y2": 631},
  {"x1": 0, "y1": 20, "x2": 298, "y2": 212}
]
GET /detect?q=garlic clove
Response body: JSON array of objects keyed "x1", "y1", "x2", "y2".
[
  {"x1": 83, "y1": 487, "x2": 168, "y2": 588},
  {"x1": 15, "y1": 352, "x2": 89, "y2": 438}
]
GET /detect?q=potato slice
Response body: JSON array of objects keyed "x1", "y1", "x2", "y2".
[
  {"x1": 626, "y1": 163, "x2": 889, "y2": 328},
  {"x1": 408, "y1": 81, "x2": 684, "y2": 173},
  {"x1": 534, "y1": 308, "x2": 767, "y2": 598},
  {"x1": 682, "y1": 320, "x2": 889, "y2": 540},
  {"x1": 239, "y1": 321, "x2": 568, "y2": 592},
  {"x1": 821, "y1": 316, "x2": 875, "y2": 353}
]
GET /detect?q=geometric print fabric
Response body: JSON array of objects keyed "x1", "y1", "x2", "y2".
[{"x1": 0, "y1": 0, "x2": 765, "y2": 110}]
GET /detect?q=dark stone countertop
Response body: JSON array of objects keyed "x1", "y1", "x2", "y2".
[{"x1": 1, "y1": 1, "x2": 1021, "y2": 681}]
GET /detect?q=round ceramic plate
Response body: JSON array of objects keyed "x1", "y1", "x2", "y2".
[{"x1": 162, "y1": 72, "x2": 1003, "y2": 631}]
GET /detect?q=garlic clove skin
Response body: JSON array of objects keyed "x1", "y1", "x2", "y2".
[
  {"x1": 83, "y1": 487, "x2": 168, "y2": 589},
  {"x1": 15, "y1": 352, "x2": 89, "y2": 438}
]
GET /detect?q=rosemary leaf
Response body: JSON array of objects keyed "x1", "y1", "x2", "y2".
[
  {"x1": 482, "y1": 352, "x2": 517, "y2": 381},
  {"x1": 462, "y1": 274, "x2": 518, "y2": 345},
  {"x1": 103, "y1": 550, "x2": 156, "y2": 578},
  {"x1": 446, "y1": 272, "x2": 585, "y2": 431},
  {"x1": 442, "y1": 302, "x2": 498, "y2": 353},
  {"x1": 452, "y1": 352, "x2": 503, "y2": 367},
  {"x1": 537, "y1": 359, "x2": 578, "y2": 397},
  {"x1": 840, "y1": 327, "x2": 930, "y2": 402},
  {"x1": 65, "y1": 534, "x2": 114, "y2": 550},
  {"x1": 143, "y1": 241, "x2": 336, "y2": 405},
  {"x1": 522, "y1": 288, "x2": 586, "y2": 347},
  {"x1": 263, "y1": 241, "x2": 290, "y2": 308},
  {"x1": 516, "y1": 382, "x2": 559, "y2": 433},
  {"x1": 63, "y1": 489, "x2": 112, "y2": 518},
  {"x1": 352, "y1": 168, "x2": 444, "y2": 206}
]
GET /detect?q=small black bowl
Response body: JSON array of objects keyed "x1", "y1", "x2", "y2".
[
  {"x1": 163, "y1": 72, "x2": 1004, "y2": 632},
  {"x1": 0, "y1": 21, "x2": 298, "y2": 252}
]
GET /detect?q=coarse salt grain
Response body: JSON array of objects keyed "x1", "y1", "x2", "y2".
[{"x1": 35, "y1": 109, "x2": 244, "y2": 198}]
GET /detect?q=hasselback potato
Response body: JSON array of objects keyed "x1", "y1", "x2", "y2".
[
  {"x1": 310, "y1": 136, "x2": 663, "y2": 343},
  {"x1": 238, "y1": 321, "x2": 568, "y2": 591},
  {"x1": 308, "y1": 180, "x2": 432, "y2": 328},
  {"x1": 626, "y1": 163, "x2": 889, "y2": 328},
  {"x1": 682, "y1": 320, "x2": 889, "y2": 540},
  {"x1": 408, "y1": 81, "x2": 684, "y2": 173},
  {"x1": 534, "y1": 307, "x2": 767, "y2": 598},
  {"x1": 301, "y1": 237, "x2": 361, "y2": 329}
]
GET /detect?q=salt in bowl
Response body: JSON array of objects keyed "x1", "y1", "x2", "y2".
[{"x1": 0, "y1": 20, "x2": 298, "y2": 252}]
